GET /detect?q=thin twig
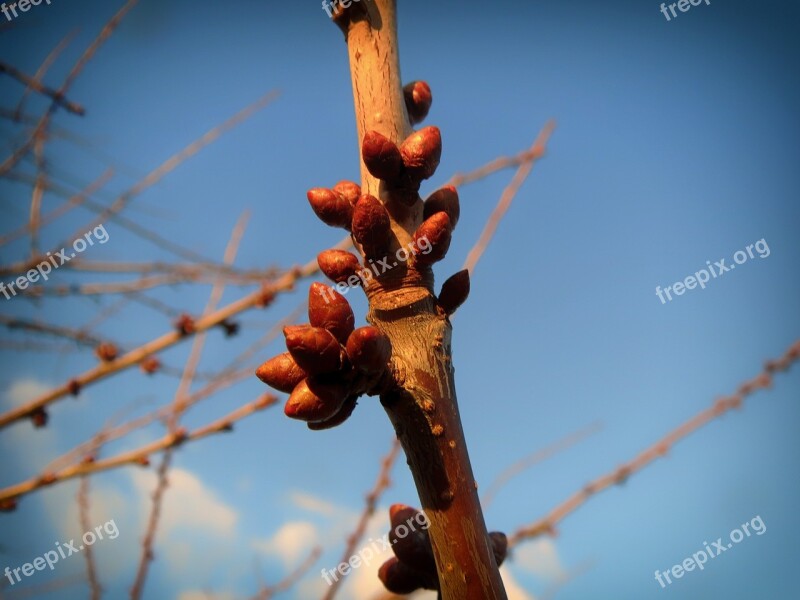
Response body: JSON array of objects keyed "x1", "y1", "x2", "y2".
[
  {"x1": 508, "y1": 339, "x2": 800, "y2": 547},
  {"x1": 250, "y1": 546, "x2": 323, "y2": 600},
  {"x1": 323, "y1": 439, "x2": 402, "y2": 600},
  {"x1": 463, "y1": 121, "x2": 555, "y2": 274},
  {"x1": 0, "y1": 61, "x2": 85, "y2": 116},
  {"x1": 482, "y1": 422, "x2": 603, "y2": 509}
]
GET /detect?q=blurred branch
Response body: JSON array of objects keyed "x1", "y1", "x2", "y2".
[
  {"x1": 508, "y1": 339, "x2": 800, "y2": 547},
  {"x1": 251, "y1": 546, "x2": 322, "y2": 600},
  {"x1": 0, "y1": 394, "x2": 278, "y2": 510},
  {"x1": 482, "y1": 422, "x2": 603, "y2": 509},
  {"x1": 462, "y1": 121, "x2": 555, "y2": 274},
  {"x1": 323, "y1": 438, "x2": 402, "y2": 600},
  {"x1": 0, "y1": 61, "x2": 85, "y2": 116}
]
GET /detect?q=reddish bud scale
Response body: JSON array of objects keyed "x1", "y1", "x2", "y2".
[
  {"x1": 362, "y1": 130, "x2": 404, "y2": 182},
  {"x1": 175, "y1": 314, "x2": 195, "y2": 336},
  {"x1": 413, "y1": 212, "x2": 452, "y2": 266},
  {"x1": 346, "y1": 326, "x2": 391, "y2": 374},
  {"x1": 284, "y1": 326, "x2": 342, "y2": 375},
  {"x1": 140, "y1": 356, "x2": 161, "y2": 375},
  {"x1": 0, "y1": 497, "x2": 18, "y2": 512},
  {"x1": 306, "y1": 394, "x2": 358, "y2": 430},
  {"x1": 424, "y1": 185, "x2": 460, "y2": 229},
  {"x1": 308, "y1": 282, "x2": 355, "y2": 343},
  {"x1": 400, "y1": 126, "x2": 442, "y2": 182},
  {"x1": 378, "y1": 557, "x2": 429, "y2": 595},
  {"x1": 284, "y1": 377, "x2": 349, "y2": 422},
  {"x1": 95, "y1": 342, "x2": 118, "y2": 362},
  {"x1": 307, "y1": 187, "x2": 354, "y2": 230},
  {"x1": 489, "y1": 531, "x2": 508, "y2": 567},
  {"x1": 31, "y1": 408, "x2": 48, "y2": 428},
  {"x1": 389, "y1": 506, "x2": 435, "y2": 574},
  {"x1": 438, "y1": 269, "x2": 470, "y2": 316},
  {"x1": 317, "y1": 249, "x2": 362, "y2": 285},
  {"x1": 351, "y1": 194, "x2": 392, "y2": 257},
  {"x1": 403, "y1": 80, "x2": 433, "y2": 125},
  {"x1": 256, "y1": 352, "x2": 309, "y2": 393},
  {"x1": 332, "y1": 180, "x2": 361, "y2": 206}
]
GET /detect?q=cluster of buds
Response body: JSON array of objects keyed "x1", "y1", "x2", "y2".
[
  {"x1": 94, "y1": 342, "x2": 118, "y2": 363},
  {"x1": 256, "y1": 282, "x2": 391, "y2": 429},
  {"x1": 377, "y1": 504, "x2": 508, "y2": 594}
]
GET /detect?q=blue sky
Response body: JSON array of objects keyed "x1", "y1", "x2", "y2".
[{"x1": 1, "y1": 0, "x2": 798, "y2": 598}]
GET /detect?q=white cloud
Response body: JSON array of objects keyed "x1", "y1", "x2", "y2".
[
  {"x1": 502, "y1": 565, "x2": 537, "y2": 600},
  {"x1": 513, "y1": 538, "x2": 566, "y2": 582},
  {"x1": 130, "y1": 467, "x2": 237, "y2": 538},
  {"x1": 253, "y1": 520, "x2": 318, "y2": 568},
  {"x1": 3, "y1": 379, "x2": 51, "y2": 408},
  {"x1": 288, "y1": 490, "x2": 339, "y2": 517}
]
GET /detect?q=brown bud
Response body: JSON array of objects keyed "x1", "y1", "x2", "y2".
[
  {"x1": 378, "y1": 557, "x2": 428, "y2": 595},
  {"x1": 94, "y1": 342, "x2": 118, "y2": 362},
  {"x1": 256, "y1": 352, "x2": 308, "y2": 393},
  {"x1": 136, "y1": 455, "x2": 151, "y2": 467},
  {"x1": 332, "y1": 180, "x2": 361, "y2": 206},
  {"x1": 317, "y1": 249, "x2": 362, "y2": 285},
  {"x1": 389, "y1": 505, "x2": 435, "y2": 574},
  {"x1": 140, "y1": 356, "x2": 161, "y2": 375},
  {"x1": 67, "y1": 379, "x2": 81, "y2": 396},
  {"x1": 284, "y1": 376, "x2": 349, "y2": 422},
  {"x1": 256, "y1": 285, "x2": 276, "y2": 308},
  {"x1": 351, "y1": 194, "x2": 392, "y2": 257},
  {"x1": 400, "y1": 126, "x2": 441, "y2": 182},
  {"x1": 424, "y1": 185, "x2": 460, "y2": 229},
  {"x1": 307, "y1": 187, "x2": 354, "y2": 230},
  {"x1": 345, "y1": 326, "x2": 391, "y2": 373},
  {"x1": 220, "y1": 320, "x2": 239, "y2": 338},
  {"x1": 175, "y1": 314, "x2": 195, "y2": 336},
  {"x1": 362, "y1": 130, "x2": 404, "y2": 182},
  {"x1": 438, "y1": 269, "x2": 470, "y2": 316},
  {"x1": 403, "y1": 80, "x2": 432, "y2": 125},
  {"x1": 0, "y1": 497, "x2": 18, "y2": 512},
  {"x1": 307, "y1": 394, "x2": 358, "y2": 430},
  {"x1": 413, "y1": 212, "x2": 452, "y2": 266},
  {"x1": 30, "y1": 407, "x2": 48, "y2": 428},
  {"x1": 284, "y1": 325, "x2": 342, "y2": 374},
  {"x1": 308, "y1": 282, "x2": 355, "y2": 343},
  {"x1": 489, "y1": 531, "x2": 508, "y2": 567}
]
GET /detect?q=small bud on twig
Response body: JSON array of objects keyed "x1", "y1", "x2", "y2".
[
  {"x1": 403, "y1": 80, "x2": 432, "y2": 125},
  {"x1": 30, "y1": 407, "x2": 48, "y2": 428},
  {"x1": 284, "y1": 325, "x2": 343, "y2": 375},
  {"x1": 220, "y1": 320, "x2": 240, "y2": 338},
  {"x1": 346, "y1": 326, "x2": 391, "y2": 374},
  {"x1": 307, "y1": 187, "x2": 354, "y2": 230},
  {"x1": 175, "y1": 314, "x2": 195, "y2": 336},
  {"x1": 400, "y1": 126, "x2": 442, "y2": 182},
  {"x1": 438, "y1": 270, "x2": 470, "y2": 316},
  {"x1": 308, "y1": 282, "x2": 355, "y2": 343},
  {"x1": 307, "y1": 394, "x2": 358, "y2": 430},
  {"x1": 284, "y1": 377, "x2": 349, "y2": 422},
  {"x1": 489, "y1": 531, "x2": 508, "y2": 567},
  {"x1": 94, "y1": 342, "x2": 118, "y2": 363},
  {"x1": 140, "y1": 356, "x2": 161, "y2": 375},
  {"x1": 389, "y1": 504, "x2": 435, "y2": 574},
  {"x1": 413, "y1": 212, "x2": 452, "y2": 266},
  {"x1": 424, "y1": 185, "x2": 460, "y2": 229},
  {"x1": 256, "y1": 352, "x2": 309, "y2": 393},
  {"x1": 317, "y1": 249, "x2": 362, "y2": 285},
  {"x1": 352, "y1": 194, "x2": 392, "y2": 258},
  {"x1": 332, "y1": 180, "x2": 361, "y2": 206},
  {"x1": 378, "y1": 557, "x2": 430, "y2": 594},
  {"x1": 362, "y1": 130, "x2": 404, "y2": 182}
]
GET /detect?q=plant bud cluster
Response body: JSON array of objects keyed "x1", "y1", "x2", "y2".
[
  {"x1": 377, "y1": 503, "x2": 508, "y2": 594},
  {"x1": 256, "y1": 282, "x2": 391, "y2": 429}
]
